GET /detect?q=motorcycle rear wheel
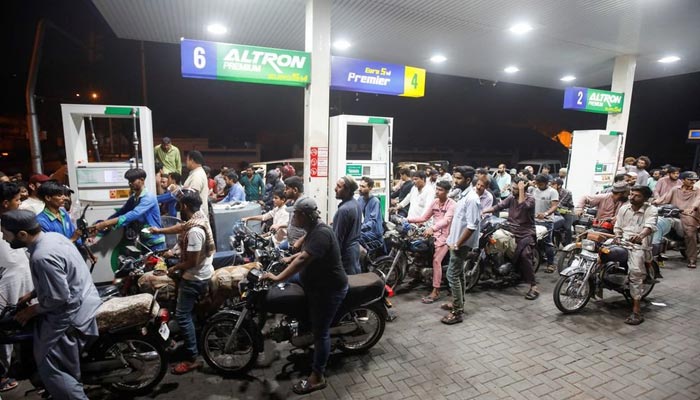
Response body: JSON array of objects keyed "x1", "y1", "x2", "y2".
[
  {"x1": 463, "y1": 258, "x2": 480, "y2": 293},
  {"x1": 641, "y1": 261, "x2": 657, "y2": 299},
  {"x1": 553, "y1": 273, "x2": 592, "y2": 314},
  {"x1": 373, "y1": 256, "x2": 402, "y2": 290},
  {"x1": 101, "y1": 334, "x2": 168, "y2": 396},
  {"x1": 337, "y1": 303, "x2": 387, "y2": 355},
  {"x1": 201, "y1": 314, "x2": 258, "y2": 376}
]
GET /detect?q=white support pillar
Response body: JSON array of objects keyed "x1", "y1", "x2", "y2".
[
  {"x1": 605, "y1": 55, "x2": 636, "y2": 169},
  {"x1": 304, "y1": 0, "x2": 332, "y2": 221}
]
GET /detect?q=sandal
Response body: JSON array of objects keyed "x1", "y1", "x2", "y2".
[
  {"x1": 440, "y1": 311, "x2": 464, "y2": 325},
  {"x1": 0, "y1": 377, "x2": 18, "y2": 392},
  {"x1": 544, "y1": 264, "x2": 556, "y2": 273},
  {"x1": 440, "y1": 302, "x2": 454, "y2": 311},
  {"x1": 292, "y1": 378, "x2": 328, "y2": 395},
  {"x1": 688, "y1": 264, "x2": 696, "y2": 269},
  {"x1": 171, "y1": 360, "x2": 203, "y2": 375},
  {"x1": 624, "y1": 312, "x2": 645, "y2": 325},
  {"x1": 421, "y1": 294, "x2": 440, "y2": 304},
  {"x1": 525, "y1": 288, "x2": 540, "y2": 300}
]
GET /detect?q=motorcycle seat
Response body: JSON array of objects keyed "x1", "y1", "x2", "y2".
[
  {"x1": 96, "y1": 293, "x2": 159, "y2": 332},
  {"x1": 344, "y1": 273, "x2": 385, "y2": 309}
]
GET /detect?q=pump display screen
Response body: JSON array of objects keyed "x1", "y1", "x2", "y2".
[{"x1": 77, "y1": 167, "x2": 130, "y2": 187}]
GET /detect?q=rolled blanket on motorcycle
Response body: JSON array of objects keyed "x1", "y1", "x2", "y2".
[
  {"x1": 138, "y1": 271, "x2": 177, "y2": 302},
  {"x1": 96, "y1": 293, "x2": 160, "y2": 332},
  {"x1": 210, "y1": 262, "x2": 261, "y2": 308}
]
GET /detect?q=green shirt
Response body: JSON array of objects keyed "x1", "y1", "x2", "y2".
[{"x1": 154, "y1": 144, "x2": 182, "y2": 174}]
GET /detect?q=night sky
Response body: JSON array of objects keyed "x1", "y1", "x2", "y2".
[{"x1": 3, "y1": 0, "x2": 700, "y2": 174}]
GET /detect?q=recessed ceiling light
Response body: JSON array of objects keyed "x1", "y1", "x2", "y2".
[
  {"x1": 333, "y1": 40, "x2": 352, "y2": 50},
  {"x1": 430, "y1": 55, "x2": 447, "y2": 63},
  {"x1": 206, "y1": 24, "x2": 228, "y2": 35},
  {"x1": 504, "y1": 66, "x2": 520, "y2": 73},
  {"x1": 509, "y1": 23, "x2": 533, "y2": 35},
  {"x1": 658, "y1": 55, "x2": 680, "y2": 63},
  {"x1": 560, "y1": 75, "x2": 576, "y2": 82}
]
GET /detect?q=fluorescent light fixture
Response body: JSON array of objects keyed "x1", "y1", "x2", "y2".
[
  {"x1": 206, "y1": 24, "x2": 228, "y2": 35},
  {"x1": 509, "y1": 23, "x2": 533, "y2": 34},
  {"x1": 504, "y1": 66, "x2": 520, "y2": 73},
  {"x1": 658, "y1": 55, "x2": 680, "y2": 63},
  {"x1": 333, "y1": 40, "x2": 352, "y2": 50},
  {"x1": 560, "y1": 75, "x2": 576, "y2": 82},
  {"x1": 430, "y1": 54, "x2": 447, "y2": 63}
]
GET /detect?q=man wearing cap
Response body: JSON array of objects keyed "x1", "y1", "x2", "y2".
[
  {"x1": 576, "y1": 181, "x2": 630, "y2": 224},
  {"x1": 333, "y1": 176, "x2": 363, "y2": 275},
  {"x1": 262, "y1": 169, "x2": 285, "y2": 210},
  {"x1": 625, "y1": 170, "x2": 639, "y2": 186},
  {"x1": 261, "y1": 198, "x2": 348, "y2": 395},
  {"x1": 19, "y1": 174, "x2": 51, "y2": 214},
  {"x1": 154, "y1": 137, "x2": 182, "y2": 175},
  {"x1": 91, "y1": 168, "x2": 166, "y2": 251},
  {"x1": 652, "y1": 171, "x2": 700, "y2": 268},
  {"x1": 653, "y1": 166, "x2": 681, "y2": 199},
  {"x1": 613, "y1": 185, "x2": 657, "y2": 325},
  {"x1": 1, "y1": 209, "x2": 101, "y2": 399}
]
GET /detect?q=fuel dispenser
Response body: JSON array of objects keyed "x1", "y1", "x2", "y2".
[
  {"x1": 329, "y1": 115, "x2": 393, "y2": 221},
  {"x1": 61, "y1": 104, "x2": 156, "y2": 284},
  {"x1": 567, "y1": 129, "x2": 623, "y2": 205}
]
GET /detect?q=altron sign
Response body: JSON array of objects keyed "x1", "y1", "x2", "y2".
[{"x1": 563, "y1": 87, "x2": 624, "y2": 114}]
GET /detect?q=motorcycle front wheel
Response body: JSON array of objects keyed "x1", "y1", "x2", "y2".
[
  {"x1": 100, "y1": 334, "x2": 168, "y2": 396},
  {"x1": 201, "y1": 314, "x2": 258, "y2": 376},
  {"x1": 337, "y1": 302, "x2": 387, "y2": 355},
  {"x1": 553, "y1": 273, "x2": 592, "y2": 314}
]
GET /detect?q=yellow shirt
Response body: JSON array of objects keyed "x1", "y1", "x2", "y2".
[{"x1": 154, "y1": 144, "x2": 182, "y2": 174}]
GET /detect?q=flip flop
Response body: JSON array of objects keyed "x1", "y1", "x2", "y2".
[
  {"x1": 421, "y1": 295, "x2": 440, "y2": 304},
  {"x1": 440, "y1": 302, "x2": 454, "y2": 311},
  {"x1": 440, "y1": 311, "x2": 463, "y2": 325},
  {"x1": 688, "y1": 264, "x2": 697, "y2": 269},
  {"x1": 525, "y1": 288, "x2": 540, "y2": 300},
  {"x1": 625, "y1": 313, "x2": 645, "y2": 325},
  {"x1": 171, "y1": 360, "x2": 203, "y2": 375},
  {"x1": 292, "y1": 378, "x2": 327, "y2": 395},
  {"x1": 0, "y1": 377, "x2": 18, "y2": 392},
  {"x1": 544, "y1": 264, "x2": 556, "y2": 273}
]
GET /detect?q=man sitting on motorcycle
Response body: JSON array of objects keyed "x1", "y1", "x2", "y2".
[
  {"x1": 2, "y1": 210, "x2": 101, "y2": 400},
  {"x1": 575, "y1": 181, "x2": 630, "y2": 227},
  {"x1": 613, "y1": 185, "x2": 658, "y2": 325},
  {"x1": 262, "y1": 198, "x2": 348, "y2": 395},
  {"x1": 166, "y1": 191, "x2": 215, "y2": 374},
  {"x1": 407, "y1": 180, "x2": 456, "y2": 303},
  {"x1": 482, "y1": 178, "x2": 540, "y2": 300},
  {"x1": 551, "y1": 178, "x2": 574, "y2": 245},
  {"x1": 651, "y1": 171, "x2": 700, "y2": 269}
]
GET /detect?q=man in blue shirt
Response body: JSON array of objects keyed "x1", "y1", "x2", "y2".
[
  {"x1": 357, "y1": 176, "x2": 384, "y2": 252},
  {"x1": 333, "y1": 176, "x2": 362, "y2": 275},
  {"x1": 157, "y1": 172, "x2": 181, "y2": 217},
  {"x1": 91, "y1": 168, "x2": 166, "y2": 251},
  {"x1": 218, "y1": 172, "x2": 246, "y2": 203}
]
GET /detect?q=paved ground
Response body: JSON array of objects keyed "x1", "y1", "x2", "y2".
[{"x1": 5, "y1": 252, "x2": 700, "y2": 400}]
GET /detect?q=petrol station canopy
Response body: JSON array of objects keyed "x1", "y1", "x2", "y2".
[{"x1": 92, "y1": 0, "x2": 700, "y2": 89}]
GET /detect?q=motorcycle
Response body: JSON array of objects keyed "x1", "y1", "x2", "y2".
[
  {"x1": 372, "y1": 217, "x2": 445, "y2": 290},
  {"x1": 555, "y1": 207, "x2": 615, "y2": 272},
  {"x1": 463, "y1": 215, "x2": 544, "y2": 293},
  {"x1": 654, "y1": 204, "x2": 700, "y2": 261},
  {"x1": 199, "y1": 270, "x2": 391, "y2": 376},
  {"x1": 553, "y1": 237, "x2": 660, "y2": 314},
  {"x1": 0, "y1": 268, "x2": 170, "y2": 396}
]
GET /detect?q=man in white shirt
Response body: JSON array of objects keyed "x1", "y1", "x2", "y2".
[
  {"x1": 19, "y1": 174, "x2": 50, "y2": 214},
  {"x1": 392, "y1": 170, "x2": 435, "y2": 220},
  {"x1": 183, "y1": 150, "x2": 209, "y2": 217},
  {"x1": 166, "y1": 191, "x2": 214, "y2": 374},
  {"x1": 242, "y1": 189, "x2": 290, "y2": 246}
]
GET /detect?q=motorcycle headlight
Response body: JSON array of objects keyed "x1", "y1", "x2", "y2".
[{"x1": 581, "y1": 239, "x2": 596, "y2": 252}]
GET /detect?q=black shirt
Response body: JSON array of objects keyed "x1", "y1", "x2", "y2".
[{"x1": 299, "y1": 222, "x2": 348, "y2": 291}]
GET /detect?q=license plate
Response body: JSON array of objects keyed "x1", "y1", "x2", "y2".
[{"x1": 158, "y1": 322, "x2": 170, "y2": 341}]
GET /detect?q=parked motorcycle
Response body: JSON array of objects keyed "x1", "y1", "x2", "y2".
[
  {"x1": 463, "y1": 215, "x2": 543, "y2": 292},
  {"x1": 0, "y1": 269, "x2": 170, "y2": 396},
  {"x1": 553, "y1": 237, "x2": 660, "y2": 314},
  {"x1": 200, "y1": 270, "x2": 391, "y2": 376},
  {"x1": 555, "y1": 207, "x2": 615, "y2": 272},
  {"x1": 372, "y1": 217, "x2": 446, "y2": 290},
  {"x1": 654, "y1": 204, "x2": 700, "y2": 260}
]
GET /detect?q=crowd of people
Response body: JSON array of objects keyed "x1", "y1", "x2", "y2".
[{"x1": 0, "y1": 138, "x2": 698, "y2": 397}]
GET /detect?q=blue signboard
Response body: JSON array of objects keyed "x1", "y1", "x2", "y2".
[
  {"x1": 563, "y1": 86, "x2": 624, "y2": 114},
  {"x1": 330, "y1": 56, "x2": 425, "y2": 97}
]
